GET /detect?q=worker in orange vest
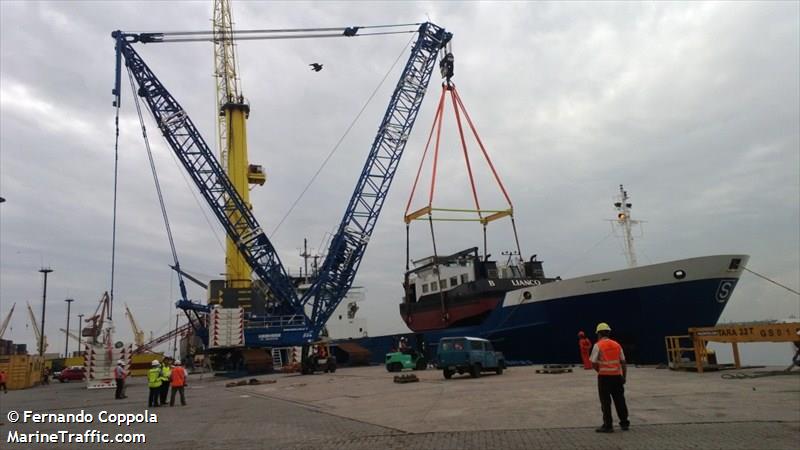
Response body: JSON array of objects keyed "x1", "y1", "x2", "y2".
[
  {"x1": 578, "y1": 331, "x2": 592, "y2": 370},
  {"x1": 590, "y1": 322, "x2": 629, "y2": 433},
  {"x1": 0, "y1": 369, "x2": 7, "y2": 393},
  {"x1": 169, "y1": 360, "x2": 187, "y2": 407}
]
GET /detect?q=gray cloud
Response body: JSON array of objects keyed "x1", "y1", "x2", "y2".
[{"x1": 1, "y1": 2, "x2": 797, "y2": 362}]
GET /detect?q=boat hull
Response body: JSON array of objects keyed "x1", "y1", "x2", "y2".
[{"x1": 342, "y1": 254, "x2": 749, "y2": 365}]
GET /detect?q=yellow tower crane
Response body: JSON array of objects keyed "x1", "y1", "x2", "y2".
[
  {"x1": 212, "y1": 0, "x2": 266, "y2": 304},
  {"x1": 123, "y1": 303, "x2": 145, "y2": 347},
  {"x1": 0, "y1": 302, "x2": 15, "y2": 339},
  {"x1": 25, "y1": 302, "x2": 47, "y2": 353}
]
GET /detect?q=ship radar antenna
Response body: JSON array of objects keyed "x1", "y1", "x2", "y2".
[{"x1": 611, "y1": 184, "x2": 643, "y2": 268}]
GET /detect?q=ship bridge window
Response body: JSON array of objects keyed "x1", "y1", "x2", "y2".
[
  {"x1": 431, "y1": 281, "x2": 439, "y2": 291},
  {"x1": 450, "y1": 277, "x2": 458, "y2": 287},
  {"x1": 460, "y1": 274, "x2": 469, "y2": 284},
  {"x1": 422, "y1": 284, "x2": 429, "y2": 294}
]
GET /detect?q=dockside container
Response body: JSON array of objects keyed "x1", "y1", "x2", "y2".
[{"x1": 0, "y1": 354, "x2": 44, "y2": 390}]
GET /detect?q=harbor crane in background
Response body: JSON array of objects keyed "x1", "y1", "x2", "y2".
[
  {"x1": 124, "y1": 303, "x2": 146, "y2": 347},
  {"x1": 81, "y1": 292, "x2": 112, "y2": 346},
  {"x1": 133, "y1": 322, "x2": 193, "y2": 354},
  {"x1": 0, "y1": 303, "x2": 15, "y2": 339},
  {"x1": 111, "y1": 20, "x2": 452, "y2": 356},
  {"x1": 25, "y1": 302, "x2": 47, "y2": 353},
  {"x1": 59, "y1": 328, "x2": 82, "y2": 345}
]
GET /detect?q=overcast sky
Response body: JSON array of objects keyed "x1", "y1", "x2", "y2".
[{"x1": 1, "y1": 1, "x2": 798, "y2": 363}]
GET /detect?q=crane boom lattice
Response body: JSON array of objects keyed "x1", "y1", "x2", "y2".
[
  {"x1": 213, "y1": 0, "x2": 241, "y2": 171},
  {"x1": 112, "y1": 22, "x2": 452, "y2": 346}
]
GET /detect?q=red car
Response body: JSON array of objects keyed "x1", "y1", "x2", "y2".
[{"x1": 56, "y1": 366, "x2": 86, "y2": 382}]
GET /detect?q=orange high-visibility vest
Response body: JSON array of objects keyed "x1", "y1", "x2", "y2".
[
  {"x1": 597, "y1": 338, "x2": 623, "y2": 376},
  {"x1": 171, "y1": 367, "x2": 186, "y2": 387}
]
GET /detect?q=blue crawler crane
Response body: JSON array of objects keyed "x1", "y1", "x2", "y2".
[{"x1": 111, "y1": 23, "x2": 453, "y2": 367}]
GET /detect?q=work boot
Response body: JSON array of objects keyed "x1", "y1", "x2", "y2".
[
  {"x1": 620, "y1": 422, "x2": 630, "y2": 431},
  {"x1": 595, "y1": 426, "x2": 613, "y2": 433}
]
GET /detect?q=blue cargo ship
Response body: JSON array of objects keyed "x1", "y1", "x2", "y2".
[
  {"x1": 338, "y1": 187, "x2": 749, "y2": 365},
  {"x1": 342, "y1": 252, "x2": 748, "y2": 365}
]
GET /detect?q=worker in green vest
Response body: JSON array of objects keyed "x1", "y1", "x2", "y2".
[
  {"x1": 147, "y1": 360, "x2": 162, "y2": 407},
  {"x1": 159, "y1": 359, "x2": 172, "y2": 405}
]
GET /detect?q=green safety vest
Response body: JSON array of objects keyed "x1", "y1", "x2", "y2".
[
  {"x1": 148, "y1": 367, "x2": 162, "y2": 388},
  {"x1": 160, "y1": 366, "x2": 171, "y2": 382}
]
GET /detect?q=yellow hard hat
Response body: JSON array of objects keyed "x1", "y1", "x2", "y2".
[{"x1": 596, "y1": 322, "x2": 612, "y2": 333}]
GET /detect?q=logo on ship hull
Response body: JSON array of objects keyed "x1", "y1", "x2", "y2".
[{"x1": 715, "y1": 279, "x2": 737, "y2": 303}]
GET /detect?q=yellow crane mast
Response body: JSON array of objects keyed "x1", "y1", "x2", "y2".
[
  {"x1": 124, "y1": 303, "x2": 145, "y2": 347},
  {"x1": 0, "y1": 302, "x2": 15, "y2": 339},
  {"x1": 25, "y1": 302, "x2": 47, "y2": 353},
  {"x1": 212, "y1": 0, "x2": 266, "y2": 309}
]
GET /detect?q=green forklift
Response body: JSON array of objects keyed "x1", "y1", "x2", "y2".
[{"x1": 385, "y1": 337, "x2": 427, "y2": 372}]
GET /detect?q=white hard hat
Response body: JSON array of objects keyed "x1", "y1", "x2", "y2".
[
  {"x1": 151, "y1": 360, "x2": 160, "y2": 366},
  {"x1": 117, "y1": 360, "x2": 124, "y2": 365},
  {"x1": 174, "y1": 360, "x2": 181, "y2": 365}
]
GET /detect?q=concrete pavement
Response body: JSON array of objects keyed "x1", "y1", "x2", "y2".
[{"x1": 1, "y1": 365, "x2": 798, "y2": 449}]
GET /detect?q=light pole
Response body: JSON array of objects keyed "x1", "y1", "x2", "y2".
[
  {"x1": 38, "y1": 267, "x2": 53, "y2": 358},
  {"x1": 77, "y1": 314, "x2": 84, "y2": 353},
  {"x1": 64, "y1": 298, "x2": 74, "y2": 357}
]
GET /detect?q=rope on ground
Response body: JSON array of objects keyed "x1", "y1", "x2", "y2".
[{"x1": 721, "y1": 370, "x2": 800, "y2": 379}]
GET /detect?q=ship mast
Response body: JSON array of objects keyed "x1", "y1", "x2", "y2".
[{"x1": 613, "y1": 184, "x2": 640, "y2": 268}]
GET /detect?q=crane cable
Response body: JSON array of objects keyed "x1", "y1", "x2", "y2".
[
  {"x1": 165, "y1": 150, "x2": 226, "y2": 253},
  {"x1": 145, "y1": 23, "x2": 422, "y2": 36},
  {"x1": 109, "y1": 73, "x2": 121, "y2": 321},
  {"x1": 270, "y1": 32, "x2": 417, "y2": 238},
  {"x1": 126, "y1": 67, "x2": 189, "y2": 303},
  {"x1": 132, "y1": 23, "x2": 422, "y2": 43},
  {"x1": 154, "y1": 30, "x2": 417, "y2": 43}
]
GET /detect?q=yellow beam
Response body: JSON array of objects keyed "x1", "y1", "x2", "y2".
[
  {"x1": 689, "y1": 322, "x2": 800, "y2": 343},
  {"x1": 688, "y1": 322, "x2": 800, "y2": 373},
  {"x1": 429, "y1": 207, "x2": 509, "y2": 214},
  {"x1": 410, "y1": 217, "x2": 484, "y2": 222},
  {"x1": 404, "y1": 206, "x2": 432, "y2": 224},
  {"x1": 480, "y1": 209, "x2": 513, "y2": 225}
]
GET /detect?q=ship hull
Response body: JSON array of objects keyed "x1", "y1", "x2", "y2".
[
  {"x1": 342, "y1": 254, "x2": 749, "y2": 365},
  {"x1": 400, "y1": 294, "x2": 503, "y2": 331}
]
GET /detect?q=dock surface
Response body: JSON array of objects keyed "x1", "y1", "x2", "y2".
[{"x1": 2, "y1": 365, "x2": 798, "y2": 449}]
